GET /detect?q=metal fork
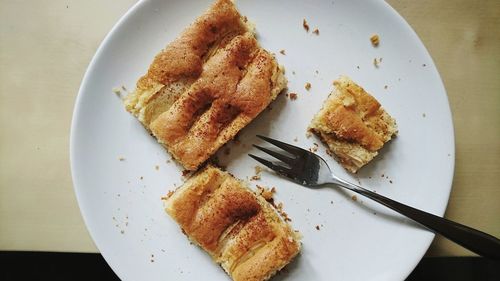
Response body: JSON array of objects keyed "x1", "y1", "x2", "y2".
[{"x1": 249, "y1": 135, "x2": 500, "y2": 259}]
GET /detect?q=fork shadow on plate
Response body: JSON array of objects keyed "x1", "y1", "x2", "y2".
[{"x1": 334, "y1": 185, "x2": 425, "y2": 231}]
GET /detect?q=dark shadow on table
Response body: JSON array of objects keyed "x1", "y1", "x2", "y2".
[{"x1": 1, "y1": 252, "x2": 499, "y2": 281}]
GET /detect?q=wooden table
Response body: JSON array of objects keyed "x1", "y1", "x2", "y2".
[{"x1": 1, "y1": 0, "x2": 499, "y2": 256}]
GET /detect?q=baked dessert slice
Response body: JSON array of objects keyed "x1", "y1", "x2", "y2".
[
  {"x1": 125, "y1": 0, "x2": 287, "y2": 170},
  {"x1": 164, "y1": 166, "x2": 301, "y2": 281},
  {"x1": 309, "y1": 76, "x2": 397, "y2": 173}
]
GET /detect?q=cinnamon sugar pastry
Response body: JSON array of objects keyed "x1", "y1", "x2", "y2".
[
  {"x1": 164, "y1": 166, "x2": 301, "y2": 281},
  {"x1": 309, "y1": 76, "x2": 397, "y2": 173},
  {"x1": 125, "y1": 0, "x2": 286, "y2": 170}
]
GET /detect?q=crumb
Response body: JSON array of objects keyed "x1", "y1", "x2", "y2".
[
  {"x1": 351, "y1": 195, "x2": 357, "y2": 201},
  {"x1": 118, "y1": 157, "x2": 125, "y2": 161},
  {"x1": 422, "y1": 113, "x2": 426, "y2": 118},
  {"x1": 309, "y1": 143, "x2": 319, "y2": 153},
  {"x1": 256, "y1": 185, "x2": 275, "y2": 201},
  {"x1": 166, "y1": 159, "x2": 171, "y2": 163},
  {"x1": 315, "y1": 225, "x2": 320, "y2": 230},
  {"x1": 279, "y1": 49, "x2": 286, "y2": 55},
  {"x1": 150, "y1": 259, "x2": 154, "y2": 263},
  {"x1": 155, "y1": 165, "x2": 159, "y2": 171},
  {"x1": 292, "y1": 71, "x2": 296, "y2": 75},
  {"x1": 289, "y1": 93, "x2": 298, "y2": 100},
  {"x1": 250, "y1": 166, "x2": 263, "y2": 181},
  {"x1": 312, "y1": 28, "x2": 319, "y2": 35},
  {"x1": 250, "y1": 175, "x2": 261, "y2": 181},
  {"x1": 330, "y1": 200, "x2": 333, "y2": 204},
  {"x1": 140, "y1": 176, "x2": 144, "y2": 180},
  {"x1": 356, "y1": 65, "x2": 360, "y2": 69},
  {"x1": 305, "y1": 82, "x2": 311, "y2": 91},
  {"x1": 373, "y1": 58, "x2": 381, "y2": 68},
  {"x1": 256, "y1": 186, "x2": 290, "y2": 220},
  {"x1": 384, "y1": 85, "x2": 388, "y2": 89},
  {"x1": 389, "y1": 180, "x2": 393, "y2": 184},
  {"x1": 276, "y1": 202, "x2": 292, "y2": 222},
  {"x1": 422, "y1": 63, "x2": 427, "y2": 67},
  {"x1": 306, "y1": 131, "x2": 312, "y2": 138},
  {"x1": 112, "y1": 87, "x2": 121, "y2": 95},
  {"x1": 370, "y1": 34, "x2": 380, "y2": 46},
  {"x1": 381, "y1": 174, "x2": 384, "y2": 178},
  {"x1": 293, "y1": 137, "x2": 298, "y2": 142},
  {"x1": 162, "y1": 190, "x2": 175, "y2": 200},
  {"x1": 303, "y1": 19, "x2": 310, "y2": 32},
  {"x1": 121, "y1": 85, "x2": 127, "y2": 92},
  {"x1": 182, "y1": 170, "x2": 191, "y2": 177},
  {"x1": 315, "y1": 70, "x2": 319, "y2": 74},
  {"x1": 255, "y1": 165, "x2": 263, "y2": 175},
  {"x1": 120, "y1": 230, "x2": 125, "y2": 234}
]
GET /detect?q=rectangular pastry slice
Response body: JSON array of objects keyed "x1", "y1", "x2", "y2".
[
  {"x1": 125, "y1": 0, "x2": 287, "y2": 170},
  {"x1": 309, "y1": 76, "x2": 397, "y2": 173},
  {"x1": 164, "y1": 166, "x2": 301, "y2": 281}
]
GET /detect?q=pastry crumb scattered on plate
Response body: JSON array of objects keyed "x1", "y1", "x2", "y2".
[
  {"x1": 370, "y1": 34, "x2": 379, "y2": 46},
  {"x1": 302, "y1": 18, "x2": 310, "y2": 32}
]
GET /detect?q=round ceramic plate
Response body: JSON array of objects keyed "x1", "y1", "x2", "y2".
[{"x1": 70, "y1": 0, "x2": 455, "y2": 280}]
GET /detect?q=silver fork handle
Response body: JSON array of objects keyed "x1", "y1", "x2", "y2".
[{"x1": 333, "y1": 179, "x2": 500, "y2": 259}]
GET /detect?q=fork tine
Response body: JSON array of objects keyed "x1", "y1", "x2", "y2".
[
  {"x1": 256, "y1": 135, "x2": 307, "y2": 157},
  {"x1": 253, "y1": 145, "x2": 295, "y2": 165},
  {"x1": 248, "y1": 154, "x2": 295, "y2": 178}
]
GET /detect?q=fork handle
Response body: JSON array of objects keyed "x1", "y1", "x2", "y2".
[{"x1": 336, "y1": 181, "x2": 500, "y2": 259}]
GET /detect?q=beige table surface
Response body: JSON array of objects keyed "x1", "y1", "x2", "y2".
[{"x1": 1, "y1": 0, "x2": 499, "y2": 257}]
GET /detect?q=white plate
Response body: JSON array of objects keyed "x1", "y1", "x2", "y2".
[{"x1": 70, "y1": 0, "x2": 455, "y2": 280}]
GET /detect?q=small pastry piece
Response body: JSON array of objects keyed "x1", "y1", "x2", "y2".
[
  {"x1": 309, "y1": 76, "x2": 397, "y2": 173},
  {"x1": 164, "y1": 166, "x2": 301, "y2": 281},
  {"x1": 124, "y1": 0, "x2": 287, "y2": 170}
]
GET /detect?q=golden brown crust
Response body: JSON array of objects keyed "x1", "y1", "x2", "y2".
[
  {"x1": 164, "y1": 166, "x2": 301, "y2": 281},
  {"x1": 125, "y1": 0, "x2": 286, "y2": 170},
  {"x1": 309, "y1": 76, "x2": 397, "y2": 173},
  {"x1": 144, "y1": 0, "x2": 248, "y2": 86}
]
